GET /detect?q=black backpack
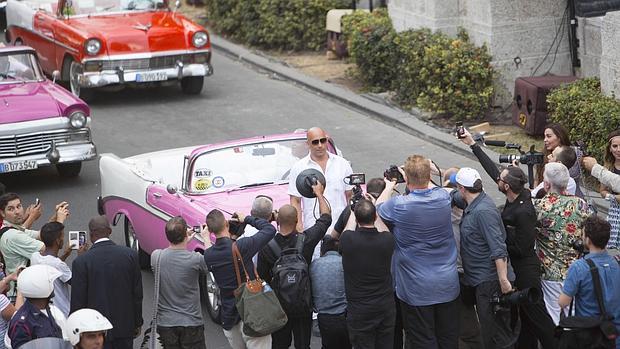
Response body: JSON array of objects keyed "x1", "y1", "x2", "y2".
[{"x1": 268, "y1": 234, "x2": 312, "y2": 317}]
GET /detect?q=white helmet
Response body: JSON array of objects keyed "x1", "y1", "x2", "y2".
[
  {"x1": 17, "y1": 264, "x2": 63, "y2": 298},
  {"x1": 66, "y1": 309, "x2": 113, "y2": 345}
]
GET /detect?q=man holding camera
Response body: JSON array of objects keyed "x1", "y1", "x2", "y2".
[
  {"x1": 453, "y1": 167, "x2": 517, "y2": 349},
  {"x1": 288, "y1": 127, "x2": 352, "y2": 248},
  {"x1": 375, "y1": 155, "x2": 460, "y2": 349},
  {"x1": 203, "y1": 209, "x2": 277, "y2": 349}
]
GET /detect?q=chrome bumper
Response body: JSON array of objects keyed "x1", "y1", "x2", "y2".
[
  {"x1": 79, "y1": 62, "x2": 213, "y2": 88},
  {"x1": 0, "y1": 143, "x2": 97, "y2": 169}
]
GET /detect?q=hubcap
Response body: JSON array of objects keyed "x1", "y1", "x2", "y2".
[
  {"x1": 206, "y1": 272, "x2": 220, "y2": 312},
  {"x1": 126, "y1": 219, "x2": 139, "y2": 252},
  {"x1": 69, "y1": 62, "x2": 82, "y2": 97}
]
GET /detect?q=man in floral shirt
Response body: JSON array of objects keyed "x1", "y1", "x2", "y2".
[{"x1": 535, "y1": 163, "x2": 591, "y2": 325}]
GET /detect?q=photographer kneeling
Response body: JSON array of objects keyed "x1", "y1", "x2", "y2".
[{"x1": 458, "y1": 129, "x2": 558, "y2": 348}]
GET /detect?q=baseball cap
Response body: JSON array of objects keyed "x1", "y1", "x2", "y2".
[{"x1": 455, "y1": 168, "x2": 482, "y2": 187}]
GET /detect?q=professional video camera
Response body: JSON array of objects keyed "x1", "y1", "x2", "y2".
[
  {"x1": 490, "y1": 287, "x2": 542, "y2": 313},
  {"x1": 344, "y1": 173, "x2": 366, "y2": 210},
  {"x1": 483, "y1": 139, "x2": 544, "y2": 189},
  {"x1": 384, "y1": 165, "x2": 405, "y2": 184}
]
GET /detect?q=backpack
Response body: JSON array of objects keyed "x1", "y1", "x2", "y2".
[{"x1": 268, "y1": 234, "x2": 312, "y2": 317}]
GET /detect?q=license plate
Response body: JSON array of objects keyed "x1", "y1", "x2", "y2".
[
  {"x1": 0, "y1": 160, "x2": 38, "y2": 173},
  {"x1": 136, "y1": 71, "x2": 168, "y2": 82}
]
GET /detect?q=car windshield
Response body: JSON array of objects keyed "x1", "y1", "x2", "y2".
[
  {"x1": 0, "y1": 52, "x2": 42, "y2": 84},
  {"x1": 188, "y1": 139, "x2": 309, "y2": 193},
  {"x1": 69, "y1": 0, "x2": 166, "y2": 15}
]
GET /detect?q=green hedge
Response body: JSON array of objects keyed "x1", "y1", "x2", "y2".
[
  {"x1": 547, "y1": 78, "x2": 620, "y2": 160},
  {"x1": 205, "y1": 0, "x2": 350, "y2": 50},
  {"x1": 343, "y1": 10, "x2": 495, "y2": 120}
]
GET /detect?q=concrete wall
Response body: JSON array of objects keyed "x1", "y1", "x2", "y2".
[{"x1": 388, "y1": 0, "x2": 616, "y2": 106}]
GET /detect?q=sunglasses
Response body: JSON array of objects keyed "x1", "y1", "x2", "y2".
[{"x1": 311, "y1": 138, "x2": 328, "y2": 145}]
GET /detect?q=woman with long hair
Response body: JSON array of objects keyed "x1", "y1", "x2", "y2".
[
  {"x1": 535, "y1": 124, "x2": 583, "y2": 197},
  {"x1": 600, "y1": 129, "x2": 620, "y2": 250}
]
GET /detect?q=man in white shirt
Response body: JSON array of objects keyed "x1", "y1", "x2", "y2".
[{"x1": 288, "y1": 127, "x2": 353, "y2": 259}]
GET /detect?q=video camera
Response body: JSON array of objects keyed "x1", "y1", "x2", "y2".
[
  {"x1": 490, "y1": 287, "x2": 542, "y2": 313},
  {"x1": 384, "y1": 165, "x2": 405, "y2": 184},
  {"x1": 344, "y1": 173, "x2": 365, "y2": 210},
  {"x1": 483, "y1": 139, "x2": 544, "y2": 189}
]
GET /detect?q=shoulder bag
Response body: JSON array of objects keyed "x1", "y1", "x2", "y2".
[
  {"x1": 140, "y1": 250, "x2": 162, "y2": 349},
  {"x1": 555, "y1": 258, "x2": 619, "y2": 349},
  {"x1": 232, "y1": 242, "x2": 287, "y2": 337}
]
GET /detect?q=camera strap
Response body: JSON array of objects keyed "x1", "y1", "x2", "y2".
[{"x1": 585, "y1": 258, "x2": 608, "y2": 317}]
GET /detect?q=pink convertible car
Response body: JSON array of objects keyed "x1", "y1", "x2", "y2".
[
  {"x1": 0, "y1": 46, "x2": 96, "y2": 176},
  {"x1": 98, "y1": 131, "x2": 341, "y2": 323}
]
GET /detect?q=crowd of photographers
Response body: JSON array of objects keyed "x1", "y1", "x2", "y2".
[{"x1": 0, "y1": 124, "x2": 618, "y2": 349}]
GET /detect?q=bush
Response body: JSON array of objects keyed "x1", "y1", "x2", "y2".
[
  {"x1": 205, "y1": 0, "x2": 349, "y2": 50},
  {"x1": 342, "y1": 9, "x2": 399, "y2": 91},
  {"x1": 547, "y1": 77, "x2": 620, "y2": 160}
]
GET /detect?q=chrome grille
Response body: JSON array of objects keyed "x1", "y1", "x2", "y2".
[
  {"x1": 98, "y1": 54, "x2": 194, "y2": 71},
  {"x1": 0, "y1": 129, "x2": 89, "y2": 158}
]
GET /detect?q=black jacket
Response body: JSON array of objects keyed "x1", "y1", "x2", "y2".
[{"x1": 70, "y1": 240, "x2": 143, "y2": 340}]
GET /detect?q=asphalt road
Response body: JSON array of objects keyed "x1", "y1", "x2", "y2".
[{"x1": 0, "y1": 48, "x2": 505, "y2": 348}]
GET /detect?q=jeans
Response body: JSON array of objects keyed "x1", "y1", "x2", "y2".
[
  {"x1": 157, "y1": 326, "x2": 205, "y2": 349},
  {"x1": 474, "y1": 280, "x2": 521, "y2": 349},
  {"x1": 317, "y1": 313, "x2": 351, "y2": 349},
  {"x1": 400, "y1": 298, "x2": 460, "y2": 349},
  {"x1": 271, "y1": 316, "x2": 312, "y2": 349},
  {"x1": 223, "y1": 322, "x2": 271, "y2": 349},
  {"x1": 347, "y1": 307, "x2": 395, "y2": 349}
]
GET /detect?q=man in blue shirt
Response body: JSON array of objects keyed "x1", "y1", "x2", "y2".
[
  {"x1": 376, "y1": 155, "x2": 460, "y2": 349},
  {"x1": 309, "y1": 235, "x2": 350, "y2": 349},
  {"x1": 559, "y1": 215, "x2": 620, "y2": 349}
]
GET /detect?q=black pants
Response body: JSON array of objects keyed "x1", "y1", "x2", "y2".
[
  {"x1": 513, "y1": 271, "x2": 558, "y2": 349},
  {"x1": 474, "y1": 280, "x2": 520, "y2": 349},
  {"x1": 347, "y1": 307, "x2": 395, "y2": 349},
  {"x1": 317, "y1": 313, "x2": 351, "y2": 349},
  {"x1": 272, "y1": 316, "x2": 312, "y2": 349},
  {"x1": 394, "y1": 295, "x2": 404, "y2": 349},
  {"x1": 400, "y1": 297, "x2": 460, "y2": 349},
  {"x1": 157, "y1": 325, "x2": 206, "y2": 349},
  {"x1": 103, "y1": 337, "x2": 133, "y2": 349}
]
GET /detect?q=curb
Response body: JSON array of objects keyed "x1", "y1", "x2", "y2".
[{"x1": 209, "y1": 34, "x2": 608, "y2": 214}]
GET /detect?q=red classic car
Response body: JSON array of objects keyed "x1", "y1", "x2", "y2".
[{"x1": 5, "y1": 0, "x2": 213, "y2": 99}]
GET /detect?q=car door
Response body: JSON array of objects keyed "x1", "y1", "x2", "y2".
[
  {"x1": 146, "y1": 184, "x2": 185, "y2": 219},
  {"x1": 32, "y1": 6, "x2": 56, "y2": 72}
]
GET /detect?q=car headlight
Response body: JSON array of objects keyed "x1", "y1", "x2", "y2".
[
  {"x1": 85, "y1": 38, "x2": 102, "y2": 56},
  {"x1": 69, "y1": 111, "x2": 87, "y2": 128},
  {"x1": 192, "y1": 32, "x2": 208, "y2": 48}
]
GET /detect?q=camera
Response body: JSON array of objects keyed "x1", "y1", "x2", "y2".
[
  {"x1": 574, "y1": 140, "x2": 589, "y2": 157},
  {"x1": 456, "y1": 121, "x2": 465, "y2": 139},
  {"x1": 345, "y1": 174, "x2": 366, "y2": 210},
  {"x1": 490, "y1": 287, "x2": 542, "y2": 312},
  {"x1": 191, "y1": 225, "x2": 202, "y2": 235},
  {"x1": 384, "y1": 165, "x2": 405, "y2": 184},
  {"x1": 572, "y1": 238, "x2": 585, "y2": 254},
  {"x1": 498, "y1": 149, "x2": 545, "y2": 167},
  {"x1": 228, "y1": 213, "x2": 247, "y2": 237}
]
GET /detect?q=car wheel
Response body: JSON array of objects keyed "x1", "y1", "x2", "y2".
[
  {"x1": 56, "y1": 162, "x2": 82, "y2": 177},
  {"x1": 180, "y1": 76, "x2": 204, "y2": 95},
  {"x1": 124, "y1": 217, "x2": 151, "y2": 269},
  {"x1": 199, "y1": 271, "x2": 221, "y2": 323},
  {"x1": 69, "y1": 60, "x2": 94, "y2": 101}
]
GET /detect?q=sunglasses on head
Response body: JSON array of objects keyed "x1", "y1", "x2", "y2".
[{"x1": 311, "y1": 137, "x2": 328, "y2": 145}]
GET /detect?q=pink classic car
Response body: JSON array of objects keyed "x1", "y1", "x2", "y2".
[
  {"x1": 98, "y1": 131, "x2": 341, "y2": 323},
  {"x1": 0, "y1": 45, "x2": 96, "y2": 177}
]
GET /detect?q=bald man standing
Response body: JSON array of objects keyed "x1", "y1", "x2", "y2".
[{"x1": 287, "y1": 127, "x2": 352, "y2": 259}]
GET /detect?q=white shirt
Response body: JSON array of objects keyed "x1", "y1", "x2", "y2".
[
  {"x1": 237, "y1": 225, "x2": 259, "y2": 265},
  {"x1": 531, "y1": 177, "x2": 576, "y2": 198},
  {"x1": 30, "y1": 252, "x2": 72, "y2": 317},
  {"x1": 288, "y1": 153, "x2": 352, "y2": 259}
]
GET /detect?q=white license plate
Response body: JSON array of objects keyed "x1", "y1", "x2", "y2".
[
  {"x1": 136, "y1": 71, "x2": 168, "y2": 82},
  {"x1": 0, "y1": 160, "x2": 38, "y2": 173}
]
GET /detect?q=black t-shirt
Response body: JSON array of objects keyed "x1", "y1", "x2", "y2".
[{"x1": 339, "y1": 227, "x2": 394, "y2": 314}]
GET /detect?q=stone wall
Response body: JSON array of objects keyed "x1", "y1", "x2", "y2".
[{"x1": 387, "y1": 0, "x2": 612, "y2": 106}]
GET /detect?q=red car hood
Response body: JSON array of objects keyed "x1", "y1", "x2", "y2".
[
  {"x1": 0, "y1": 82, "x2": 63, "y2": 123},
  {"x1": 189, "y1": 183, "x2": 291, "y2": 217},
  {"x1": 69, "y1": 12, "x2": 190, "y2": 54}
]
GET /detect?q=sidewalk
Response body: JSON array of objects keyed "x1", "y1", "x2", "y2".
[{"x1": 208, "y1": 33, "x2": 608, "y2": 215}]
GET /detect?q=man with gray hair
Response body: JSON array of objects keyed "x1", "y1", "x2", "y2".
[
  {"x1": 535, "y1": 162, "x2": 591, "y2": 325},
  {"x1": 237, "y1": 195, "x2": 275, "y2": 264}
]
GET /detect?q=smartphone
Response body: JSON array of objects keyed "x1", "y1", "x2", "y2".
[
  {"x1": 35, "y1": 198, "x2": 40, "y2": 206},
  {"x1": 78, "y1": 231, "x2": 86, "y2": 247},
  {"x1": 69, "y1": 231, "x2": 86, "y2": 249},
  {"x1": 456, "y1": 121, "x2": 465, "y2": 139}
]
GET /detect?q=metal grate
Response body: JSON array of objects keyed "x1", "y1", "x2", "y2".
[
  {"x1": 98, "y1": 54, "x2": 194, "y2": 71},
  {"x1": 0, "y1": 129, "x2": 89, "y2": 158}
]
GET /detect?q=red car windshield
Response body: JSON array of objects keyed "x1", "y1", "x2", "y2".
[
  {"x1": 68, "y1": 0, "x2": 166, "y2": 15},
  {"x1": 188, "y1": 139, "x2": 309, "y2": 193}
]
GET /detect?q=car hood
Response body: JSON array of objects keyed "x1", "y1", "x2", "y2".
[
  {"x1": 0, "y1": 82, "x2": 82, "y2": 123},
  {"x1": 68, "y1": 12, "x2": 193, "y2": 54},
  {"x1": 189, "y1": 183, "x2": 291, "y2": 216}
]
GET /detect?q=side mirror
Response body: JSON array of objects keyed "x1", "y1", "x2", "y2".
[
  {"x1": 174, "y1": 0, "x2": 180, "y2": 10},
  {"x1": 166, "y1": 184, "x2": 178, "y2": 195},
  {"x1": 52, "y1": 70, "x2": 60, "y2": 84}
]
